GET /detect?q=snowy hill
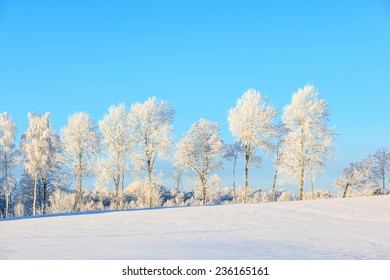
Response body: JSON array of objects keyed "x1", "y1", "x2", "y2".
[{"x1": 1, "y1": 196, "x2": 389, "y2": 260}]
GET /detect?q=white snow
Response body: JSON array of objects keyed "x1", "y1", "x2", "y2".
[{"x1": 0, "y1": 196, "x2": 389, "y2": 260}]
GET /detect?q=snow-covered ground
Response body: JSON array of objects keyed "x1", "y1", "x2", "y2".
[{"x1": 0, "y1": 196, "x2": 389, "y2": 260}]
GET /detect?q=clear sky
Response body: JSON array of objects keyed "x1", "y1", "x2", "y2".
[{"x1": 0, "y1": 0, "x2": 389, "y2": 194}]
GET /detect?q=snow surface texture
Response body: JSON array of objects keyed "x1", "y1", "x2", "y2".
[{"x1": 0, "y1": 196, "x2": 389, "y2": 260}]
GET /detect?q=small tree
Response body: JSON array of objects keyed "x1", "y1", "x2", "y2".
[
  {"x1": 223, "y1": 141, "x2": 244, "y2": 203},
  {"x1": 128, "y1": 97, "x2": 175, "y2": 208},
  {"x1": 228, "y1": 89, "x2": 278, "y2": 203},
  {"x1": 175, "y1": 119, "x2": 223, "y2": 205},
  {"x1": 279, "y1": 84, "x2": 335, "y2": 200},
  {"x1": 61, "y1": 112, "x2": 100, "y2": 211}
]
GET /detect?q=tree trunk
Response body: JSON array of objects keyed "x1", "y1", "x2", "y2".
[
  {"x1": 114, "y1": 161, "x2": 120, "y2": 210},
  {"x1": 245, "y1": 150, "x2": 250, "y2": 204},
  {"x1": 5, "y1": 193, "x2": 9, "y2": 219},
  {"x1": 75, "y1": 172, "x2": 83, "y2": 212},
  {"x1": 203, "y1": 176, "x2": 207, "y2": 206},
  {"x1": 299, "y1": 162, "x2": 305, "y2": 201},
  {"x1": 43, "y1": 177, "x2": 47, "y2": 214},
  {"x1": 73, "y1": 190, "x2": 77, "y2": 212},
  {"x1": 76, "y1": 152, "x2": 83, "y2": 212},
  {"x1": 115, "y1": 178, "x2": 119, "y2": 210},
  {"x1": 272, "y1": 146, "x2": 280, "y2": 202},
  {"x1": 343, "y1": 183, "x2": 350, "y2": 198},
  {"x1": 33, "y1": 176, "x2": 37, "y2": 216},
  {"x1": 383, "y1": 169, "x2": 386, "y2": 194},
  {"x1": 148, "y1": 165, "x2": 153, "y2": 208},
  {"x1": 272, "y1": 168, "x2": 278, "y2": 202},
  {"x1": 75, "y1": 173, "x2": 80, "y2": 212},
  {"x1": 311, "y1": 174, "x2": 315, "y2": 200},
  {"x1": 121, "y1": 168, "x2": 125, "y2": 209},
  {"x1": 233, "y1": 157, "x2": 237, "y2": 203},
  {"x1": 299, "y1": 126, "x2": 305, "y2": 201},
  {"x1": 79, "y1": 172, "x2": 83, "y2": 211}
]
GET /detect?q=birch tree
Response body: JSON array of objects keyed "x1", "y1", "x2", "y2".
[
  {"x1": 228, "y1": 89, "x2": 278, "y2": 203},
  {"x1": 61, "y1": 112, "x2": 100, "y2": 211},
  {"x1": 175, "y1": 119, "x2": 223, "y2": 205},
  {"x1": 21, "y1": 112, "x2": 59, "y2": 215},
  {"x1": 223, "y1": 141, "x2": 243, "y2": 203},
  {"x1": 128, "y1": 97, "x2": 175, "y2": 208},
  {"x1": 0, "y1": 112, "x2": 18, "y2": 218},
  {"x1": 98, "y1": 103, "x2": 131, "y2": 210},
  {"x1": 279, "y1": 84, "x2": 335, "y2": 200}
]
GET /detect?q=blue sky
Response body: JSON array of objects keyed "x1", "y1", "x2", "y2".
[{"x1": 0, "y1": 0, "x2": 389, "y2": 193}]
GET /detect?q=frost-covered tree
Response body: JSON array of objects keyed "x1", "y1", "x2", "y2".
[
  {"x1": 223, "y1": 141, "x2": 244, "y2": 203},
  {"x1": 175, "y1": 119, "x2": 223, "y2": 205},
  {"x1": 334, "y1": 157, "x2": 376, "y2": 198},
  {"x1": 0, "y1": 112, "x2": 18, "y2": 218},
  {"x1": 61, "y1": 112, "x2": 100, "y2": 211},
  {"x1": 372, "y1": 148, "x2": 390, "y2": 193},
  {"x1": 279, "y1": 84, "x2": 335, "y2": 200},
  {"x1": 128, "y1": 97, "x2": 175, "y2": 208},
  {"x1": 21, "y1": 112, "x2": 60, "y2": 215},
  {"x1": 98, "y1": 103, "x2": 131, "y2": 210},
  {"x1": 228, "y1": 89, "x2": 278, "y2": 203}
]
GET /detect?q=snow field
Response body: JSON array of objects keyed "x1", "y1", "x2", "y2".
[{"x1": 0, "y1": 195, "x2": 389, "y2": 260}]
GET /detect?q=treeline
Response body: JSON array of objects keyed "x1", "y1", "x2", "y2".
[{"x1": 0, "y1": 84, "x2": 389, "y2": 218}]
